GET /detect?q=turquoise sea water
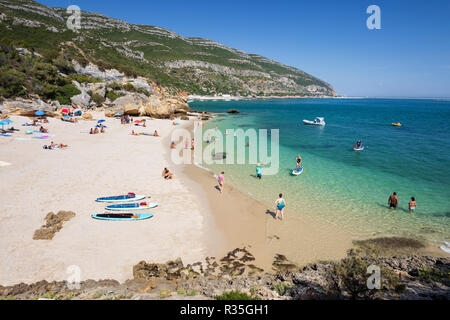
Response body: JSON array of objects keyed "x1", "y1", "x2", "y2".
[{"x1": 189, "y1": 98, "x2": 450, "y2": 244}]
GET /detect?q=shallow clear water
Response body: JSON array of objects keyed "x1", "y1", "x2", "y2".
[{"x1": 189, "y1": 98, "x2": 450, "y2": 243}]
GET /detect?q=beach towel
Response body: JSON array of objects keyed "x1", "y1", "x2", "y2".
[
  {"x1": 32, "y1": 136, "x2": 48, "y2": 139},
  {"x1": 0, "y1": 161, "x2": 11, "y2": 167},
  {"x1": 0, "y1": 134, "x2": 11, "y2": 137}
]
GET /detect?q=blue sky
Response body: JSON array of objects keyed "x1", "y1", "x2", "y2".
[{"x1": 38, "y1": 0, "x2": 450, "y2": 97}]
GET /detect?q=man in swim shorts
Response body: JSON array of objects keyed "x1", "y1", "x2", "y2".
[
  {"x1": 275, "y1": 193, "x2": 286, "y2": 220},
  {"x1": 388, "y1": 192, "x2": 398, "y2": 210},
  {"x1": 409, "y1": 197, "x2": 416, "y2": 213}
]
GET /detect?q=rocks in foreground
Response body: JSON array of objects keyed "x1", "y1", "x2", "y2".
[
  {"x1": 33, "y1": 211, "x2": 76, "y2": 240},
  {"x1": 1, "y1": 245, "x2": 448, "y2": 300}
]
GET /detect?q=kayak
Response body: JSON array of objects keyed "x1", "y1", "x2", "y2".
[
  {"x1": 96, "y1": 193, "x2": 146, "y2": 203},
  {"x1": 91, "y1": 213, "x2": 153, "y2": 221},
  {"x1": 354, "y1": 146, "x2": 364, "y2": 151},
  {"x1": 292, "y1": 167, "x2": 304, "y2": 176},
  {"x1": 105, "y1": 202, "x2": 158, "y2": 211}
]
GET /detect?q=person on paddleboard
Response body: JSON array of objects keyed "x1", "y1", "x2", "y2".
[
  {"x1": 356, "y1": 139, "x2": 362, "y2": 149},
  {"x1": 296, "y1": 154, "x2": 302, "y2": 166}
]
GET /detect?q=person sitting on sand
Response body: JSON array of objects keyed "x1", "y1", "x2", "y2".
[
  {"x1": 170, "y1": 141, "x2": 176, "y2": 149},
  {"x1": 162, "y1": 167, "x2": 173, "y2": 180},
  {"x1": 39, "y1": 126, "x2": 48, "y2": 133},
  {"x1": 388, "y1": 192, "x2": 398, "y2": 210},
  {"x1": 154, "y1": 130, "x2": 159, "y2": 137},
  {"x1": 89, "y1": 128, "x2": 94, "y2": 134},
  {"x1": 100, "y1": 126, "x2": 105, "y2": 133},
  {"x1": 275, "y1": 194, "x2": 286, "y2": 220},
  {"x1": 409, "y1": 197, "x2": 416, "y2": 213},
  {"x1": 191, "y1": 138, "x2": 194, "y2": 150},
  {"x1": 94, "y1": 127, "x2": 99, "y2": 134}
]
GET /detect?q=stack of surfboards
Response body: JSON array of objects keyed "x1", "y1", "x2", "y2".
[{"x1": 92, "y1": 193, "x2": 158, "y2": 221}]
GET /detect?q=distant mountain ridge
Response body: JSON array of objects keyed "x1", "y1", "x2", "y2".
[{"x1": 0, "y1": 0, "x2": 336, "y2": 97}]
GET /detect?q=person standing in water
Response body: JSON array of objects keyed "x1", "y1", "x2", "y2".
[
  {"x1": 388, "y1": 192, "x2": 398, "y2": 210},
  {"x1": 409, "y1": 197, "x2": 416, "y2": 213},
  {"x1": 256, "y1": 163, "x2": 264, "y2": 179},
  {"x1": 218, "y1": 172, "x2": 224, "y2": 193},
  {"x1": 275, "y1": 194, "x2": 286, "y2": 220}
]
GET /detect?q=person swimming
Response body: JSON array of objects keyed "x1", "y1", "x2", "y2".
[
  {"x1": 409, "y1": 197, "x2": 416, "y2": 213},
  {"x1": 275, "y1": 194, "x2": 286, "y2": 220}
]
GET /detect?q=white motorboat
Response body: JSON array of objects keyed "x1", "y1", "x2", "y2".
[{"x1": 303, "y1": 117, "x2": 325, "y2": 126}]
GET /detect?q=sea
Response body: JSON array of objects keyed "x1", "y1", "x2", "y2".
[{"x1": 188, "y1": 98, "x2": 450, "y2": 246}]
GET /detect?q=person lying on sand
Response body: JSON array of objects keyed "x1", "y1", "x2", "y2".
[
  {"x1": 170, "y1": 141, "x2": 176, "y2": 149},
  {"x1": 162, "y1": 167, "x2": 173, "y2": 180},
  {"x1": 131, "y1": 130, "x2": 140, "y2": 136}
]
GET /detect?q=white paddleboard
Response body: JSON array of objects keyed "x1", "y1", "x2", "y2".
[{"x1": 292, "y1": 167, "x2": 304, "y2": 176}]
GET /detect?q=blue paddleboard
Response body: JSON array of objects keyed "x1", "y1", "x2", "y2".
[{"x1": 91, "y1": 213, "x2": 153, "y2": 221}]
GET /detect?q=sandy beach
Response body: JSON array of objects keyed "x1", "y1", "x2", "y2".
[
  {"x1": 0, "y1": 111, "x2": 356, "y2": 286},
  {"x1": 0, "y1": 112, "x2": 209, "y2": 285}
]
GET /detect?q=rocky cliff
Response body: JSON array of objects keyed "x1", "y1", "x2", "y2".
[{"x1": 0, "y1": 0, "x2": 337, "y2": 99}]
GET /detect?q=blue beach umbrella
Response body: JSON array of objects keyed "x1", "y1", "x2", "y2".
[
  {"x1": 97, "y1": 119, "x2": 105, "y2": 123},
  {"x1": 35, "y1": 110, "x2": 45, "y2": 116},
  {"x1": 114, "y1": 113, "x2": 122, "y2": 116},
  {"x1": 0, "y1": 119, "x2": 13, "y2": 130}
]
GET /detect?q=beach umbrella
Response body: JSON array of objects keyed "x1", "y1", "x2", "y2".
[
  {"x1": 0, "y1": 119, "x2": 12, "y2": 130},
  {"x1": 134, "y1": 120, "x2": 142, "y2": 123},
  {"x1": 61, "y1": 108, "x2": 69, "y2": 114},
  {"x1": 35, "y1": 110, "x2": 45, "y2": 116},
  {"x1": 97, "y1": 120, "x2": 105, "y2": 123},
  {"x1": 115, "y1": 113, "x2": 122, "y2": 116}
]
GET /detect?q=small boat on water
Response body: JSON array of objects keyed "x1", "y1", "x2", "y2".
[
  {"x1": 392, "y1": 122, "x2": 402, "y2": 127},
  {"x1": 303, "y1": 117, "x2": 325, "y2": 126}
]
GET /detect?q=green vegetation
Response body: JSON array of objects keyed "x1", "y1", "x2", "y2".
[
  {"x1": 0, "y1": 1, "x2": 335, "y2": 97},
  {"x1": 272, "y1": 281, "x2": 294, "y2": 296},
  {"x1": 215, "y1": 290, "x2": 259, "y2": 300},
  {"x1": 0, "y1": 38, "x2": 80, "y2": 103},
  {"x1": 418, "y1": 267, "x2": 450, "y2": 285},
  {"x1": 91, "y1": 93, "x2": 105, "y2": 105}
]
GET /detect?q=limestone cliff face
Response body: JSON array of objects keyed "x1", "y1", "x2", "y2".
[{"x1": 0, "y1": 0, "x2": 337, "y2": 97}]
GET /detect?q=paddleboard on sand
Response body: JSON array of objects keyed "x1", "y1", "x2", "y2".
[
  {"x1": 91, "y1": 213, "x2": 153, "y2": 221},
  {"x1": 105, "y1": 202, "x2": 158, "y2": 211},
  {"x1": 96, "y1": 193, "x2": 146, "y2": 203},
  {"x1": 292, "y1": 167, "x2": 304, "y2": 176}
]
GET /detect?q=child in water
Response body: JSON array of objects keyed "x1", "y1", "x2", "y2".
[
  {"x1": 256, "y1": 163, "x2": 264, "y2": 179},
  {"x1": 409, "y1": 197, "x2": 416, "y2": 213}
]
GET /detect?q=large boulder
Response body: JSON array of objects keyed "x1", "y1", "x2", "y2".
[
  {"x1": 0, "y1": 98, "x2": 56, "y2": 116},
  {"x1": 71, "y1": 92, "x2": 91, "y2": 109}
]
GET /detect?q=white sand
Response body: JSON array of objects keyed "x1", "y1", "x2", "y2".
[{"x1": 0, "y1": 112, "x2": 208, "y2": 285}]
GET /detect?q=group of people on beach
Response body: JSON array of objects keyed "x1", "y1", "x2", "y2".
[
  {"x1": 388, "y1": 192, "x2": 416, "y2": 213},
  {"x1": 89, "y1": 126, "x2": 105, "y2": 134}
]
